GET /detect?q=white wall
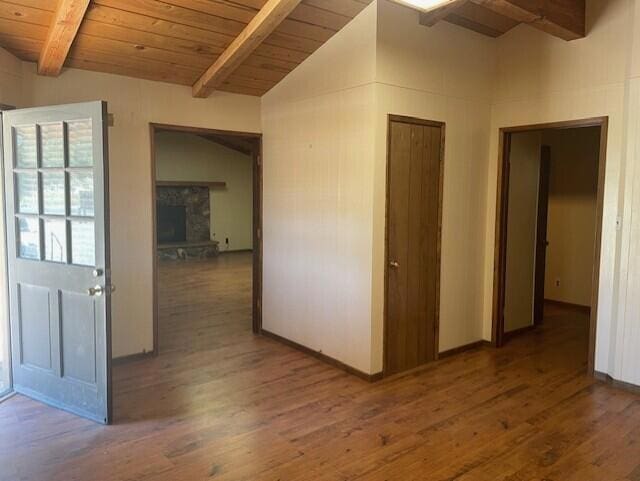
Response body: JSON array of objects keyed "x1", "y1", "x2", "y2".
[
  {"x1": 261, "y1": 2, "x2": 378, "y2": 374},
  {"x1": 504, "y1": 131, "x2": 541, "y2": 332},
  {"x1": 543, "y1": 127, "x2": 599, "y2": 306},
  {"x1": 155, "y1": 131, "x2": 253, "y2": 252},
  {"x1": 0, "y1": 57, "x2": 260, "y2": 358}
]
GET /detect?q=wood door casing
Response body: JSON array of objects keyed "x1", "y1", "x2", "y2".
[
  {"x1": 534, "y1": 145, "x2": 551, "y2": 325},
  {"x1": 385, "y1": 116, "x2": 444, "y2": 376}
]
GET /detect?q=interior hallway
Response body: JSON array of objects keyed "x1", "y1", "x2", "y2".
[{"x1": 1, "y1": 257, "x2": 640, "y2": 480}]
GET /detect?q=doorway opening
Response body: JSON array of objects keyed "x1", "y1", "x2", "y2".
[
  {"x1": 383, "y1": 115, "x2": 445, "y2": 377},
  {"x1": 149, "y1": 124, "x2": 262, "y2": 356},
  {"x1": 492, "y1": 118, "x2": 608, "y2": 374}
]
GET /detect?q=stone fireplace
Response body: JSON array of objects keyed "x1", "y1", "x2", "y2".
[{"x1": 156, "y1": 185, "x2": 219, "y2": 260}]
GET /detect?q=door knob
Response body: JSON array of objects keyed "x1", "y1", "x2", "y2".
[
  {"x1": 88, "y1": 284, "x2": 116, "y2": 297},
  {"x1": 389, "y1": 261, "x2": 399, "y2": 268}
]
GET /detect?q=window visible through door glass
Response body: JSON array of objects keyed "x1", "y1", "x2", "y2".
[
  {"x1": 69, "y1": 171, "x2": 94, "y2": 217},
  {"x1": 13, "y1": 118, "x2": 97, "y2": 266},
  {"x1": 71, "y1": 220, "x2": 95, "y2": 266},
  {"x1": 68, "y1": 120, "x2": 93, "y2": 167},
  {"x1": 16, "y1": 172, "x2": 39, "y2": 214},
  {"x1": 42, "y1": 171, "x2": 66, "y2": 215},
  {"x1": 44, "y1": 219, "x2": 67, "y2": 263},
  {"x1": 41, "y1": 123, "x2": 64, "y2": 168},
  {"x1": 18, "y1": 217, "x2": 40, "y2": 259},
  {"x1": 15, "y1": 125, "x2": 37, "y2": 168}
]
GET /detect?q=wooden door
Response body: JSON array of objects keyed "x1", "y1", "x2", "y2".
[
  {"x1": 533, "y1": 145, "x2": 551, "y2": 325},
  {"x1": 3, "y1": 101, "x2": 112, "y2": 423},
  {"x1": 385, "y1": 116, "x2": 443, "y2": 376}
]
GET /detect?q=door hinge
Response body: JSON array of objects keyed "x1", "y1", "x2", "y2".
[
  {"x1": 257, "y1": 227, "x2": 261, "y2": 239},
  {"x1": 256, "y1": 155, "x2": 261, "y2": 166}
]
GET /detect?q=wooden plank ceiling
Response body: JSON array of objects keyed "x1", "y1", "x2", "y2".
[
  {"x1": 417, "y1": 0, "x2": 585, "y2": 41},
  {"x1": 0, "y1": 0, "x2": 372, "y2": 97}
]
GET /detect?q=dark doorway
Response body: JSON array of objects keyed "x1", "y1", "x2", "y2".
[
  {"x1": 150, "y1": 124, "x2": 262, "y2": 355},
  {"x1": 492, "y1": 118, "x2": 608, "y2": 375}
]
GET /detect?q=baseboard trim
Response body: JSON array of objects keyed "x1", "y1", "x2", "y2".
[
  {"x1": 0, "y1": 391, "x2": 16, "y2": 403},
  {"x1": 112, "y1": 350, "x2": 155, "y2": 365},
  {"x1": 503, "y1": 325, "x2": 536, "y2": 342},
  {"x1": 545, "y1": 299, "x2": 591, "y2": 313},
  {"x1": 438, "y1": 340, "x2": 492, "y2": 359},
  {"x1": 260, "y1": 329, "x2": 383, "y2": 382},
  {"x1": 594, "y1": 371, "x2": 640, "y2": 394}
]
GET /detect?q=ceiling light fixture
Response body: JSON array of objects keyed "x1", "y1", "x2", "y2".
[{"x1": 391, "y1": 0, "x2": 458, "y2": 13}]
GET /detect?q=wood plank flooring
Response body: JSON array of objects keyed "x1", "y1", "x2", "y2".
[{"x1": 1, "y1": 254, "x2": 640, "y2": 480}]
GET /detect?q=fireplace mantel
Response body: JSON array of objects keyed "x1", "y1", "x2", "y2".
[{"x1": 156, "y1": 181, "x2": 226, "y2": 189}]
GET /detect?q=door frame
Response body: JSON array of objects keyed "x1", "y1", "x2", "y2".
[
  {"x1": 149, "y1": 123, "x2": 263, "y2": 355},
  {"x1": 533, "y1": 145, "x2": 551, "y2": 326},
  {"x1": 0, "y1": 104, "x2": 15, "y2": 399},
  {"x1": 492, "y1": 116, "x2": 608, "y2": 375},
  {"x1": 383, "y1": 114, "x2": 446, "y2": 376}
]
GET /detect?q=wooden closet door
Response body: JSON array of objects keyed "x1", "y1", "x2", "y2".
[{"x1": 385, "y1": 118, "x2": 443, "y2": 376}]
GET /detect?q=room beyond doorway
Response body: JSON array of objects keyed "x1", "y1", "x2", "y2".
[
  {"x1": 149, "y1": 124, "x2": 262, "y2": 355},
  {"x1": 492, "y1": 118, "x2": 608, "y2": 375}
]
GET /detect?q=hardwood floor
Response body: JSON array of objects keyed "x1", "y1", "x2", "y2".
[{"x1": 2, "y1": 255, "x2": 640, "y2": 480}]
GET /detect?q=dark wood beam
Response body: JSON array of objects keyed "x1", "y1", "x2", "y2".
[
  {"x1": 419, "y1": 0, "x2": 469, "y2": 27},
  {"x1": 445, "y1": 2, "x2": 519, "y2": 37},
  {"x1": 38, "y1": 0, "x2": 90, "y2": 76},
  {"x1": 193, "y1": 0, "x2": 302, "y2": 98},
  {"x1": 470, "y1": 0, "x2": 585, "y2": 40}
]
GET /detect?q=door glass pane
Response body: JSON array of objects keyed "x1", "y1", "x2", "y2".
[
  {"x1": 71, "y1": 220, "x2": 95, "y2": 266},
  {"x1": 68, "y1": 120, "x2": 93, "y2": 167},
  {"x1": 18, "y1": 217, "x2": 40, "y2": 259},
  {"x1": 41, "y1": 123, "x2": 64, "y2": 168},
  {"x1": 44, "y1": 219, "x2": 67, "y2": 263},
  {"x1": 42, "y1": 171, "x2": 66, "y2": 215},
  {"x1": 16, "y1": 172, "x2": 39, "y2": 214},
  {"x1": 69, "y1": 171, "x2": 94, "y2": 217},
  {"x1": 15, "y1": 125, "x2": 37, "y2": 168}
]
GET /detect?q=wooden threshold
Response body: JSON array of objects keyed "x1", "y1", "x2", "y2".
[
  {"x1": 438, "y1": 340, "x2": 492, "y2": 359},
  {"x1": 112, "y1": 350, "x2": 155, "y2": 366},
  {"x1": 595, "y1": 371, "x2": 640, "y2": 395}
]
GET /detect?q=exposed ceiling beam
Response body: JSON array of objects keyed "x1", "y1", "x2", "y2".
[
  {"x1": 193, "y1": 0, "x2": 302, "y2": 98},
  {"x1": 38, "y1": 0, "x2": 90, "y2": 76},
  {"x1": 444, "y1": 2, "x2": 519, "y2": 37},
  {"x1": 470, "y1": 0, "x2": 585, "y2": 40},
  {"x1": 418, "y1": 0, "x2": 469, "y2": 27}
]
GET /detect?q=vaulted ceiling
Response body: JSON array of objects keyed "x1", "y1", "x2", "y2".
[
  {"x1": 0, "y1": 0, "x2": 585, "y2": 98},
  {"x1": 0, "y1": 0, "x2": 372, "y2": 97}
]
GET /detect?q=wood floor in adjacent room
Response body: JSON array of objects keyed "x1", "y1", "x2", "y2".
[{"x1": 2, "y1": 253, "x2": 640, "y2": 481}]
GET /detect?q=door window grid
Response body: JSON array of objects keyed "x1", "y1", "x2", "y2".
[{"x1": 13, "y1": 120, "x2": 95, "y2": 266}]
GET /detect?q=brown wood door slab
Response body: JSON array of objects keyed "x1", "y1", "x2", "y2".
[{"x1": 385, "y1": 116, "x2": 443, "y2": 376}]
